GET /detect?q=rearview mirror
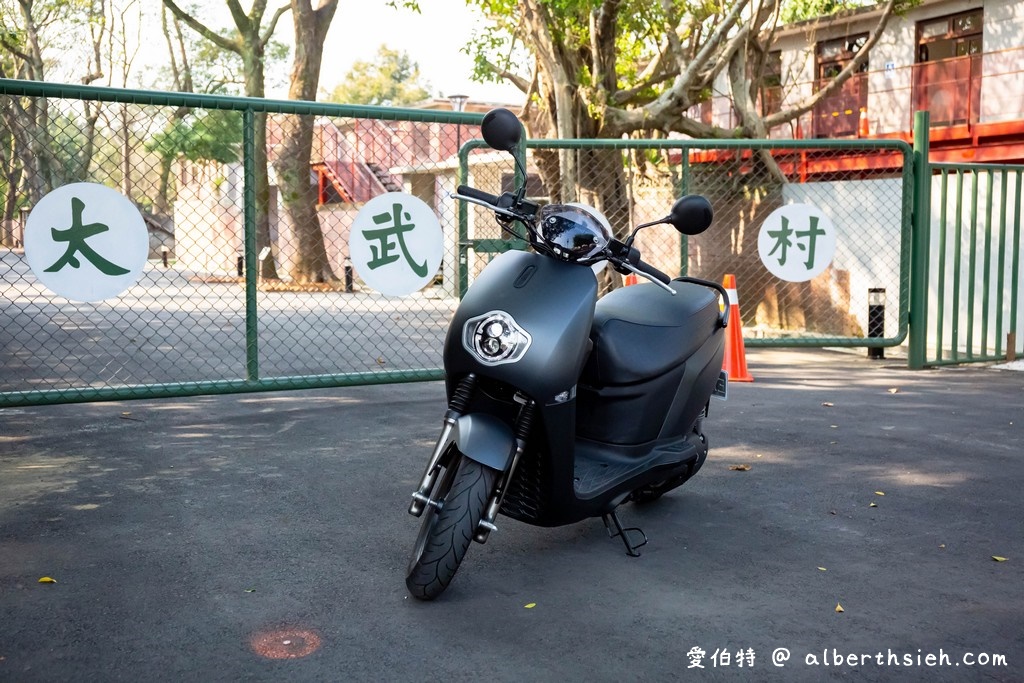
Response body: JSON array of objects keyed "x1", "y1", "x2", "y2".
[
  {"x1": 668, "y1": 195, "x2": 713, "y2": 236},
  {"x1": 481, "y1": 108, "x2": 522, "y2": 152}
]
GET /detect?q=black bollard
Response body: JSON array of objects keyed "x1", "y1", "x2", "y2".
[
  {"x1": 868, "y1": 288, "x2": 885, "y2": 359},
  {"x1": 344, "y1": 260, "x2": 354, "y2": 293}
]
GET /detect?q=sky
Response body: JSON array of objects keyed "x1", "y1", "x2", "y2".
[
  {"x1": 68, "y1": 0, "x2": 525, "y2": 107},
  {"x1": 304, "y1": 0, "x2": 525, "y2": 105}
]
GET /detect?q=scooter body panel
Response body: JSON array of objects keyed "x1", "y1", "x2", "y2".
[{"x1": 444, "y1": 250, "x2": 597, "y2": 404}]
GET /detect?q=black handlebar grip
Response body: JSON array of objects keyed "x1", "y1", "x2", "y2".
[
  {"x1": 634, "y1": 259, "x2": 671, "y2": 284},
  {"x1": 457, "y1": 185, "x2": 501, "y2": 205}
]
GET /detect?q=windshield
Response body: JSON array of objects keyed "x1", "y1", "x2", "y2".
[{"x1": 536, "y1": 203, "x2": 611, "y2": 262}]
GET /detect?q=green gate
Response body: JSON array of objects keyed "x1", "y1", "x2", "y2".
[{"x1": 460, "y1": 136, "x2": 915, "y2": 351}]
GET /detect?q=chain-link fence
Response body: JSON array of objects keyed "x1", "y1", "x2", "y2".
[
  {"x1": 0, "y1": 80, "x2": 486, "y2": 406},
  {"x1": 465, "y1": 137, "x2": 913, "y2": 347},
  {"x1": 1, "y1": 79, "x2": 913, "y2": 407}
]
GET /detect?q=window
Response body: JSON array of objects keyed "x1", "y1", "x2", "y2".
[
  {"x1": 813, "y1": 34, "x2": 869, "y2": 137},
  {"x1": 759, "y1": 51, "x2": 783, "y2": 116},
  {"x1": 816, "y1": 34, "x2": 869, "y2": 80},
  {"x1": 914, "y1": 10, "x2": 983, "y2": 126},
  {"x1": 916, "y1": 10, "x2": 983, "y2": 63}
]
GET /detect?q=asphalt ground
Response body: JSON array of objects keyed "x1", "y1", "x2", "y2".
[{"x1": 1, "y1": 349, "x2": 1021, "y2": 682}]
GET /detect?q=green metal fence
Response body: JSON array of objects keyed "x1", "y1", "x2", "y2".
[
  {"x1": 924, "y1": 162, "x2": 1023, "y2": 365},
  {"x1": 461, "y1": 137, "x2": 914, "y2": 348},
  {"x1": 2, "y1": 79, "x2": 1010, "y2": 409},
  {"x1": 1, "y1": 79, "x2": 483, "y2": 407}
]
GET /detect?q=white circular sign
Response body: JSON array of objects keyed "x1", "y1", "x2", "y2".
[
  {"x1": 757, "y1": 203, "x2": 837, "y2": 282},
  {"x1": 24, "y1": 183, "x2": 148, "y2": 302},
  {"x1": 350, "y1": 192, "x2": 443, "y2": 296}
]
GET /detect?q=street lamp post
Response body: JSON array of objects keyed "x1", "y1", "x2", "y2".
[{"x1": 448, "y1": 94, "x2": 469, "y2": 157}]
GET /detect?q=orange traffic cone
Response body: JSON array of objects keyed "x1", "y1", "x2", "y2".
[
  {"x1": 624, "y1": 273, "x2": 639, "y2": 286},
  {"x1": 858, "y1": 107, "x2": 869, "y2": 137},
  {"x1": 722, "y1": 274, "x2": 753, "y2": 382}
]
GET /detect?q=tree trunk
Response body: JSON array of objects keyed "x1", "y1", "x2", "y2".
[
  {"x1": 162, "y1": 0, "x2": 291, "y2": 282},
  {"x1": 273, "y1": 0, "x2": 338, "y2": 283},
  {"x1": 241, "y1": 49, "x2": 280, "y2": 281}
]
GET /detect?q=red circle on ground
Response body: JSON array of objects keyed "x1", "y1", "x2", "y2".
[{"x1": 249, "y1": 628, "x2": 322, "y2": 659}]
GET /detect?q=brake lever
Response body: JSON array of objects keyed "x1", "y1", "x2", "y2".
[
  {"x1": 449, "y1": 191, "x2": 524, "y2": 220},
  {"x1": 619, "y1": 262, "x2": 676, "y2": 295},
  {"x1": 605, "y1": 241, "x2": 676, "y2": 296}
]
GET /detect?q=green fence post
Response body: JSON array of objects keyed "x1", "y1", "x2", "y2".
[
  {"x1": 457, "y1": 143, "x2": 470, "y2": 299},
  {"x1": 908, "y1": 111, "x2": 931, "y2": 369},
  {"x1": 243, "y1": 108, "x2": 259, "y2": 381},
  {"x1": 678, "y1": 145, "x2": 690, "y2": 277}
]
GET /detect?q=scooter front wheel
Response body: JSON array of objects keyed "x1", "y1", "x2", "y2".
[{"x1": 406, "y1": 455, "x2": 497, "y2": 600}]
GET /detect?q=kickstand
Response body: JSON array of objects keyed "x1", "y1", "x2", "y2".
[{"x1": 602, "y1": 510, "x2": 648, "y2": 557}]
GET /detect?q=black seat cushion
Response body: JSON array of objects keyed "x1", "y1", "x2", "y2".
[{"x1": 583, "y1": 281, "x2": 719, "y2": 386}]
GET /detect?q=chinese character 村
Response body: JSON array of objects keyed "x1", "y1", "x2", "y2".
[{"x1": 766, "y1": 215, "x2": 826, "y2": 271}]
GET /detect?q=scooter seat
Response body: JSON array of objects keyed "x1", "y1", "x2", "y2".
[{"x1": 583, "y1": 280, "x2": 720, "y2": 386}]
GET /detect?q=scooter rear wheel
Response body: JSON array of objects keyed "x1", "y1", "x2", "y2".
[{"x1": 406, "y1": 455, "x2": 497, "y2": 600}]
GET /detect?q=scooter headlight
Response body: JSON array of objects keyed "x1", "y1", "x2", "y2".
[{"x1": 463, "y1": 311, "x2": 532, "y2": 365}]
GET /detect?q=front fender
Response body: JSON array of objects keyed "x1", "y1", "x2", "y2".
[{"x1": 450, "y1": 414, "x2": 515, "y2": 471}]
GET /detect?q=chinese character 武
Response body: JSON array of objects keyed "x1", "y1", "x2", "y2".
[{"x1": 361, "y1": 202, "x2": 428, "y2": 277}]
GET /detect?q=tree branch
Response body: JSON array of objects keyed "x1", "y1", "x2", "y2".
[
  {"x1": 764, "y1": 0, "x2": 897, "y2": 129},
  {"x1": 162, "y1": 0, "x2": 239, "y2": 53},
  {"x1": 261, "y1": 3, "x2": 292, "y2": 46},
  {"x1": 479, "y1": 58, "x2": 532, "y2": 93}
]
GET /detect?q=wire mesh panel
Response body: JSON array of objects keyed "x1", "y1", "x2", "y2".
[
  {"x1": 465, "y1": 138, "x2": 913, "y2": 347},
  {"x1": 680, "y1": 144, "x2": 913, "y2": 347},
  {"x1": 0, "y1": 81, "x2": 482, "y2": 406},
  {"x1": 0, "y1": 79, "x2": 914, "y2": 407},
  {"x1": 1, "y1": 97, "x2": 250, "y2": 397}
]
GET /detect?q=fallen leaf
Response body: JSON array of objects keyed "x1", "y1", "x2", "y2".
[
  {"x1": 992, "y1": 556, "x2": 1008, "y2": 562},
  {"x1": 888, "y1": 387, "x2": 900, "y2": 394},
  {"x1": 869, "y1": 503, "x2": 878, "y2": 508},
  {"x1": 728, "y1": 464, "x2": 752, "y2": 471},
  {"x1": 835, "y1": 603, "x2": 844, "y2": 613},
  {"x1": 875, "y1": 491, "x2": 885, "y2": 496},
  {"x1": 756, "y1": 454, "x2": 763, "y2": 458},
  {"x1": 829, "y1": 510, "x2": 837, "y2": 515},
  {"x1": 244, "y1": 588, "x2": 257, "y2": 593},
  {"x1": 524, "y1": 603, "x2": 537, "y2": 609},
  {"x1": 939, "y1": 544, "x2": 946, "y2": 549},
  {"x1": 817, "y1": 567, "x2": 827, "y2": 571},
  {"x1": 38, "y1": 576, "x2": 57, "y2": 584},
  {"x1": 822, "y1": 402, "x2": 834, "y2": 407},
  {"x1": 375, "y1": 357, "x2": 386, "y2": 365},
  {"x1": 830, "y1": 425, "x2": 838, "y2": 429}
]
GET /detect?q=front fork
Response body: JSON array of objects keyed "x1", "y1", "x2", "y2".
[
  {"x1": 407, "y1": 373, "x2": 536, "y2": 545},
  {"x1": 408, "y1": 374, "x2": 478, "y2": 517}
]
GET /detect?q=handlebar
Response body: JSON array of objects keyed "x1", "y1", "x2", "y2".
[
  {"x1": 632, "y1": 258, "x2": 671, "y2": 285},
  {"x1": 456, "y1": 185, "x2": 500, "y2": 205}
]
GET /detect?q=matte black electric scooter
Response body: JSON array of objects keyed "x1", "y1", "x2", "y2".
[{"x1": 405, "y1": 108, "x2": 729, "y2": 600}]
